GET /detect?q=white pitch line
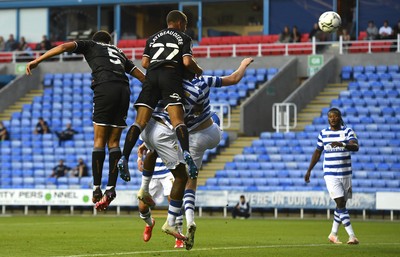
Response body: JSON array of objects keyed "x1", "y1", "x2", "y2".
[{"x1": 52, "y1": 242, "x2": 400, "y2": 257}]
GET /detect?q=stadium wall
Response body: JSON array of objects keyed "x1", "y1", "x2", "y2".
[
  {"x1": 1, "y1": 189, "x2": 399, "y2": 220},
  {"x1": 284, "y1": 55, "x2": 337, "y2": 114},
  {"x1": 0, "y1": 72, "x2": 39, "y2": 113},
  {"x1": 242, "y1": 58, "x2": 298, "y2": 135}
]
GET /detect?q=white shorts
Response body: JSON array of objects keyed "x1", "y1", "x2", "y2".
[
  {"x1": 189, "y1": 123, "x2": 222, "y2": 169},
  {"x1": 140, "y1": 118, "x2": 184, "y2": 170},
  {"x1": 149, "y1": 173, "x2": 174, "y2": 202},
  {"x1": 141, "y1": 118, "x2": 222, "y2": 172},
  {"x1": 324, "y1": 175, "x2": 353, "y2": 201}
]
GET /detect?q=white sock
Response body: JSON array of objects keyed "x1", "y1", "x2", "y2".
[
  {"x1": 140, "y1": 171, "x2": 152, "y2": 192},
  {"x1": 345, "y1": 225, "x2": 356, "y2": 238},
  {"x1": 338, "y1": 208, "x2": 355, "y2": 237},
  {"x1": 184, "y1": 189, "x2": 196, "y2": 225},
  {"x1": 139, "y1": 210, "x2": 153, "y2": 226},
  {"x1": 176, "y1": 214, "x2": 183, "y2": 233},
  {"x1": 167, "y1": 200, "x2": 183, "y2": 226},
  {"x1": 331, "y1": 210, "x2": 341, "y2": 235}
]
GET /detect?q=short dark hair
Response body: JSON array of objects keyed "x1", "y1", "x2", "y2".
[
  {"x1": 92, "y1": 30, "x2": 112, "y2": 44},
  {"x1": 166, "y1": 10, "x2": 187, "y2": 24}
]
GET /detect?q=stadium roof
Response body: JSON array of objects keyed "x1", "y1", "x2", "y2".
[{"x1": 0, "y1": 0, "x2": 243, "y2": 9}]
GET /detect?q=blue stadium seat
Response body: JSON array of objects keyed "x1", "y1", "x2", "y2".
[
  {"x1": 235, "y1": 162, "x2": 248, "y2": 170},
  {"x1": 215, "y1": 170, "x2": 227, "y2": 178},
  {"x1": 226, "y1": 170, "x2": 240, "y2": 178},
  {"x1": 376, "y1": 65, "x2": 387, "y2": 74},
  {"x1": 365, "y1": 65, "x2": 376, "y2": 73},
  {"x1": 386, "y1": 180, "x2": 400, "y2": 188},
  {"x1": 276, "y1": 169, "x2": 289, "y2": 177},
  {"x1": 388, "y1": 65, "x2": 399, "y2": 73},
  {"x1": 224, "y1": 162, "x2": 237, "y2": 170}
]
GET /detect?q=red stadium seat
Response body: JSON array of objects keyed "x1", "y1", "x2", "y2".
[
  {"x1": 300, "y1": 33, "x2": 309, "y2": 42},
  {"x1": 0, "y1": 52, "x2": 13, "y2": 63},
  {"x1": 371, "y1": 41, "x2": 391, "y2": 52},
  {"x1": 193, "y1": 46, "x2": 208, "y2": 58},
  {"x1": 236, "y1": 45, "x2": 258, "y2": 56},
  {"x1": 199, "y1": 37, "x2": 212, "y2": 45},
  {"x1": 348, "y1": 42, "x2": 368, "y2": 53},
  {"x1": 209, "y1": 45, "x2": 233, "y2": 57},
  {"x1": 246, "y1": 35, "x2": 263, "y2": 44},
  {"x1": 117, "y1": 39, "x2": 147, "y2": 48},
  {"x1": 358, "y1": 31, "x2": 367, "y2": 40}
]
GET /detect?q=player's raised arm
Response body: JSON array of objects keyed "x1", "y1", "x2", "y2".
[
  {"x1": 25, "y1": 42, "x2": 76, "y2": 75},
  {"x1": 221, "y1": 57, "x2": 254, "y2": 86}
]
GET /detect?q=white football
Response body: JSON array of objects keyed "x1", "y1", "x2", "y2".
[{"x1": 318, "y1": 11, "x2": 341, "y2": 33}]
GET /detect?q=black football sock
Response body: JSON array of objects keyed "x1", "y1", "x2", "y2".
[
  {"x1": 108, "y1": 147, "x2": 121, "y2": 187},
  {"x1": 92, "y1": 147, "x2": 105, "y2": 186},
  {"x1": 122, "y1": 123, "x2": 142, "y2": 160}
]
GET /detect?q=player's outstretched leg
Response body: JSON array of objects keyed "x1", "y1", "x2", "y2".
[
  {"x1": 117, "y1": 156, "x2": 130, "y2": 182},
  {"x1": 183, "y1": 151, "x2": 198, "y2": 179}
]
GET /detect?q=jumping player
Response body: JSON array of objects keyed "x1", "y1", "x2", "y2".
[
  {"x1": 117, "y1": 10, "x2": 203, "y2": 184},
  {"x1": 26, "y1": 30, "x2": 146, "y2": 211}
]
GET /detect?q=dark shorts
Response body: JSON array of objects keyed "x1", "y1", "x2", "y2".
[
  {"x1": 92, "y1": 82, "x2": 130, "y2": 127},
  {"x1": 134, "y1": 67, "x2": 184, "y2": 110}
]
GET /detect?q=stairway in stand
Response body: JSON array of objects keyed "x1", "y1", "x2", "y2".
[
  {"x1": 293, "y1": 83, "x2": 348, "y2": 131},
  {"x1": 0, "y1": 89, "x2": 43, "y2": 121}
]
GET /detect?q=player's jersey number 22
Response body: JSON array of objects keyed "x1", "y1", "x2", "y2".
[{"x1": 151, "y1": 43, "x2": 179, "y2": 62}]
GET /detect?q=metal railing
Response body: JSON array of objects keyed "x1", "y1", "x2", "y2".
[
  {"x1": 1, "y1": 36, "x2": 400, "y2": 63},
  {"x1": 210, "y1": 103, "x2": 231, "y2": 129},
  {"x1": 272, "y1": 103, "x2": 297, "y2": 133}
]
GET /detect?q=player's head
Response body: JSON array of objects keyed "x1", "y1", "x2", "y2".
[
  {"x1": 166, "y1": 10, "x2": 188, "y2": 32},
  {"x1": 327, "y1": 107, "x2": 345, "y2": 129},
  {"x1": 92, "y1": 30, "x2": 112, "y2": 44}
]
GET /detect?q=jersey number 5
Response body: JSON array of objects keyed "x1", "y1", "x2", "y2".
[
  {"x1": 107, "y1": 47, "x2": 122, "y2": 65},
  {"x1": 151, "y1": 43, "x2": 179, "y2": 61}
]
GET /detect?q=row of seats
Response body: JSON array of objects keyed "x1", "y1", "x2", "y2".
[
  {"x1": 192, "y1": 43, "x2": 313, "y2": 58},
  {"x1": 314, "y1": 115, "x2": 399, "y2": 125},
  {"x1": 348, "y1": 81, "x2": 400, "y2": 91},
  {"x1": 347, "y1": 41, "x2": 394, "y2": 53},
  {"x1": 341, "y1": 64, "x2": 400, "y2": 81},
  {"x1": 197, "y1": 185, "x2": 400, "y2": 192},
  {"x1": 215, "y1": 168, "x2": 399, "y2": 180}
]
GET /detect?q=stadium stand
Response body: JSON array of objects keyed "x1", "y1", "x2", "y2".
[
  {"x1": 0, "y1": 67, "x2": 271, "y2": 189},
  {"x1": 199, "y1": 64, "x2": 400, "y2": 192}
]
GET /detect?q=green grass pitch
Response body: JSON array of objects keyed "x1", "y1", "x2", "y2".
[{"x1": 1, "y1": 215, "x2": 399, "y2": 257}]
